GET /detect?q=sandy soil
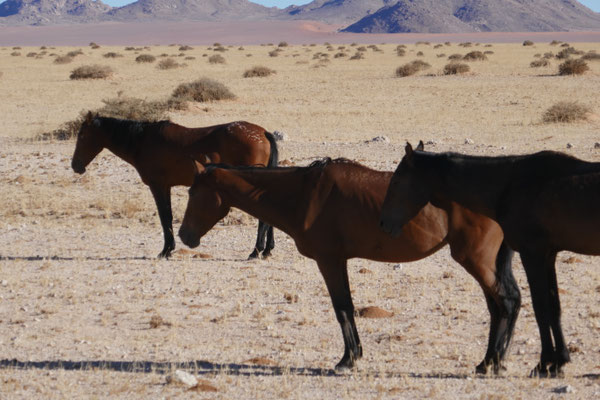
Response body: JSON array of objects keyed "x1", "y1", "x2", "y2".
[{"x1": 1, "y1": 41, "x2": 600, "y2": 398}]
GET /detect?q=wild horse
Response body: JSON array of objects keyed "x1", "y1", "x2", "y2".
[
  {"x1": 71, "y1": 113, "x2": 278, "y2": 259},
  {"x1": 380, "y1": 142, "x2": 600, "y2": 377},
  {"x1": 178, "y1": 158, "x2": 520, "y2": 372}
]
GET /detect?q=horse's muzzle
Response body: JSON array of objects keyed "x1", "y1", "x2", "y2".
[
  {"x1": 379, "y1": 219, "x2": 403, "y2": 238},
  {"x1": 71, "y1": 159, "x2": 86, "y2": 174},
  {"x1": 178, "y1": 226, "x2": 200, "y2": 248}
]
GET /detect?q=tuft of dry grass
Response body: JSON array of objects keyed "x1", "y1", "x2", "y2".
[
  {"x1": 556, "y1": 46, "x2": 584, "y2": 59},
  {"x1": 448, "y1": 53, "x2": 463, "y2": 60},
  {"x1": 395, "y1": 60, "x2": 431, "y2": 77},
  {"x1": 581, "y1": 52, "x2": 600, "y2": 61},
  {"x1": 444, "y1": 62, "x2": 470, "y2": 75},
  {"x1": 69, "y1": 65, "x2": 113, "y2": 80},
  {"x1": 558, "y1": 59, "x2": 589, "y2": 75},
  {"x1": 66, "y1": 49, "x2": 84, "y2": 58},
  {"x1": 543, "y1": 101, "x2": 591, "y2": 123},
  {"x1": 171, "y1": 78, "x2": 236, "y2": 103},
  {"x1": 463, "y1": 51, "x2": 487, "y2": 61},
  {"x1": 157, "y1": 58, "x2": 181, "y2": 70},
  {"x1": 530, "y1": 59, "x2": 550, "y2": 68},
  {"x1": 243, "y1": 66, "x2": 276, "y2": 78},
  {"x1": 523, "y1": 40, "x2": 534, "y2": 46},
  {"x1": 349, "y1": 51, "x2": 365, "y2": 60},
  {"x1": 135, "y1": 54, "x2": 156, "y2": 63},
  {"x1": 208, "y1": 54, "x2": 226, "y2": 64},
  {"x1": 179, "y1": 45, "x2": 193, "y2": 51},
  {"x1": 53, "y1": 55, "x2": 73, "y2": 64},
  {"x1": 103, "y1": 52, "x2": 122, "y2": 58}
]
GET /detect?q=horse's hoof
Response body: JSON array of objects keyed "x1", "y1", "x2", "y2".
[
  {"x1": 549, "y1": 364, "x2": 565, "y2": 379},
  {"x1": 158, "y1": 250, "x2": 172, "y2": 259},
  {"x1": 261, "y1": 251, "x2": 272, "y2": 260},
  {"x1": 530, "y1": 363, "x2": 549, "y2": 378},
  {"x1": 475, "y1": 361, "x2": 489, "y2": 375},
  {"x1": 248, "y1": 250, "x2": 260, "y2": 260},
  {"x1": 334, "y1": 357, "x2": 356, "y2": 372}
]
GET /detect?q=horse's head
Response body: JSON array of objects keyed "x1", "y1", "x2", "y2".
[
  {"x1": 380, "y1": 141, "x2": 431, "y2": 237},
  {"x1": 179, "y1": 163, "x2": 231, "y2": 248},
  {"x1": 71, "y1": 112, "x2": 105, "y2": 174}
]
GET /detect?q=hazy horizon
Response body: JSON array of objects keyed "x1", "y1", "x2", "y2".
[{"x1": 0, "y1": 0, "x2": 598, "y2": 12}]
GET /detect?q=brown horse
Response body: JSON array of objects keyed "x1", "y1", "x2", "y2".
[
  {"x1": 380, "y1": 142, "x2": 600, "y2": 377},
  {"x1": 71, "y1": 112, "x2": 278, "y2": 259},
  {"x1": 178, "y1": 158, "x2": 521, "y2": 372}
]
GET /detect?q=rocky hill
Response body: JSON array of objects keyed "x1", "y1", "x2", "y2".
[
  {"x1": 281, "y1": 0, "x2": 396, "y2": 25},
  {"x1": 0, "y1": 0, "x2": 110, "y2": 25},
  {"x1": 342, "y1": 0, "x2": 600, "y2": 33}
]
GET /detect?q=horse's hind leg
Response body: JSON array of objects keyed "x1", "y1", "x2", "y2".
[
  {"x1": 261, "y1": 225, "x2": 275, "y2": 258},
  {"x1": 317, "y1": 258, "x2": 362, "y2": 370},
  {"x1": 547, "y1": 261, "x2": 570, "y2": 376},
  {"x1": 248, "y1": 220, "x2": 269, "y2": 259},
  {"x1": 150, "y1": 185, "x2": 175, "y2": 259},
  {"x1": 520, "y1": 249, "x2": 556, "y2": 378}
]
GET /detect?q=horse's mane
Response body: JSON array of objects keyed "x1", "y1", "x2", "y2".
[
  {"x1": 92, "y1": 116, "x2": 170, "y2": 148},
  {"x1": 431, "y1": 150, "x2": 580, "y2": 163},
  {"x1": 205, "y1": 157, "x2": 358, "y2": 173}
]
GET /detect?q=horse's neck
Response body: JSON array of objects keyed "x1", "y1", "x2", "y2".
[
  {"x1": 101, "y1": 127, "x2": 141, "y2": 166},
  {"x1": 432, "y1": 156, "x2": 513, "y2": 219},
  {"x1": 222, "y1": 170, "x2": 308, "y2": 234}
]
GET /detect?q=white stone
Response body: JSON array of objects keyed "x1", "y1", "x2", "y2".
[
  {"x1": 567, "y1": 143, "x2": 574, "y2": 149},
  {"x1": 167, "y1": 370, "x2": 198, "y2": 387},
  {"x1": 464, "y1": 138, "x2": 474, "y2": 144}
]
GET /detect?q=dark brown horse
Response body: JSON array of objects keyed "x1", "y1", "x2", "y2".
[
  {"x1": 380, "y1": 142, "x2": 600, "y2": 377},
  {"x1": 71, "y1": 112, "x2": 278, "y2": 259},
  {"x1": 178, "y1": 158, "x2": 520, "y2": 372}
]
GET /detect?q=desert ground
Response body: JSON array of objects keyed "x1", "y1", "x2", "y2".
[{"x1": 1, "y1": 37, "x2": 600, "y2": 399}]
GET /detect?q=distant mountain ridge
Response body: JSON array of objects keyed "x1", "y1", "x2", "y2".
[{"x1": 1, "y1": 0, "x2": 599, "y2": 33}]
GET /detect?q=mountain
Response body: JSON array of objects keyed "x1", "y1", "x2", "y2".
[
  {"x1": 281, "y1": 0, "x2": 397, "y2": 25},
  {"x1": 343, "y1": 0, "x2": 600, "y2": 33},
  {"x1": 0, "y1": 0, "x2": 111, "y2": 25},
  {"x1": 107, "y1": 0, "x2": 277, "y2": 22}
]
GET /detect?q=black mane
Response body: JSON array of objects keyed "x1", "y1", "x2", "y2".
[
  {"x1": 92, "y1": 116, "x2": 170, "y2": 149},
  {"x1": 205, "y1": 157, "x2": 357, "y2": 173}
]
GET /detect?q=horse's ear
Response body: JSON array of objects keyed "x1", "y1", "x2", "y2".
[
  {"x1": 85, "y1": 111, "x2": 95, "y2": 124},
  {"x1": 416, "y1": 141, "x2": 424, "y2": 151},
  {"x1": 192, "y1": 160, "x2": 206, "y2": 176},
  {"x1": 405, "y1": 142, "x2": 414, "y2": 156}
]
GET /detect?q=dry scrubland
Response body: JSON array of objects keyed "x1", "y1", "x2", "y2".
[{"x1": 1, "y1": 40, "x2": 600, "y2": 398}]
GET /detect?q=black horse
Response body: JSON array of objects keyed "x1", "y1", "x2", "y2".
[{"x1": 381, "y1": 142, "x2": 600, "y2": 377}]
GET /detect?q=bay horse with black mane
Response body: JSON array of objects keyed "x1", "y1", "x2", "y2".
[
  {"x1": 71, "y1": 112, "x2": 278, "y2": 259},
  {"x1": 178, "y1": 157, "x2": 520, "y2": 372},
  {"x1": 380, "y1": 142, "x2": 600, "y2": 377}
]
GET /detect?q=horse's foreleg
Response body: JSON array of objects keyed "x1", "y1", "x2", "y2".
[
  {"x1": 547, "y1": 260, "x2": 570, "y2": 376},
  {"x1": 248, "y1": 220, "x2": 269, "y2": 259},
  {"x1": 262, "y1": 225, "x2": 275, "y2": 258},
  {"x1": 317, "y1": 258, "x2": 362, "y2": 370},
  {"x1": 521, "y1": 249, "x2": 556, "y2": 378},
  {"x1": 150, "y1": 185, "x2": 174, "y2": 259}
]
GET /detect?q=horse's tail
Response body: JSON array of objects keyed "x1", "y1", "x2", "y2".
[
  {"x1": 496, "y1": 240, "x2": 521, "y2": 357},
  {"x1": 264, "y1": 131, "x2": 279, "y2": 168}
]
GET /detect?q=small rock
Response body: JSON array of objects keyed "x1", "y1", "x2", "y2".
[
  {"x1": 272, "y1": 131, "x2": 288, "y2": 142},
  {"x1": 167, "y1": 370, "x2": 198, "y2": 387},
  {"x1": 365, "y1": 135, "x2": 390, "y2": 144},
  {"x1": 464, "y1": 138, "x2": 474, "y2": 145},
  {"x1": 393, "y1": 264, "x2": 403, "y2": 271},
  {"x1": 567, "y1": 143, "x2": 574, "y2": 149},
  {"x1": 552, "y1": 385, "x2": 575, "y2": 394},
  {"x1": 425, "y1": 140, "x2": 437, "y2": 145},
  {"x1": 1, "y1": 280, "x2": 7, "y2": 286},
  {"x1": 358, "y1": 268, "x2": 372, "y2": 274}
]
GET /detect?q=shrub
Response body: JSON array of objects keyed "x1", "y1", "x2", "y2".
[
  {"x1": 208, "y1": 54, "x2": 226, "y2": 64},
  {"x1": 278, "y1": 41, "x2": 288, "y2": 47},
  {"x1": 397, "y1": 48, "x2": 406, "y2": 56},
  {"x1": 26, "y1": 52, "x2": 37, "y2": 57},
  {"x1": 334, "y1": 52, "x2": 347, "y2": 58},
  {"x1": 103, "y1": 52, "x2": 122, "y2": 58},
  {"x1": 582, "y1": 52, "x2": 600, "y2": 61},
  {"x1": 556, "y1": 47, "x2": 583, "y2": 59},
  {"x1": 523, "y1": 40, "x2": 534, "y2": 46},
  {"x1": 69, "y1": 65, "x2": 113, "y2": 80},
  {"x1": 543, "y1": 101, "x2": 590, "y2": 123},
  {"x1": 171, "y1": 78, "x2": 236, "y2": 102},
  {"x1": 157, "y1": 58, "x2": 180, "y2": 70},
  {"x1": 395, "y1": 60, "x2": 431, "y2": 77},
  {"x1": 349, "y1": 51, "x2": 365, "y2": 60},
  {"x1": 550, "y1": 40, "x2": 561, "y2": 46},
  {"x1": 558, "y1": 59, "x2": 589, "y2": 75},
  {"x1": 135, "y1": 54, "x2": 156, "y2": 63},
  {"x1": 268, "y1": 49, "x2": 280, "y2": 57},
  {"x1": 357, "y1": 46, "x2": 367, "y2": 52},
  {"x1": 444, "y1": 62, "x2": 470, "y2": 75},
  {"x1": 179, "y1": 45, "x2": 193, "y2": 51},
  {"x1": 463, "y1": 51, "x2": 487, "y2": 61},
  {"x1": 243, "y1": 66, "x2": 276, "y2": 78},
  {"x1": 448, "y1": 53, "x2": 463, "y2": 60},
  {"x1": 543, "y1": 52, "x2": 554, "y2": 59},
  {"x1": 458, "y1": 42, "x2": 473, "y2": 47},
  {"x1": 54, "y1": 55, "x2": 73, "y2": 64},
  {"x1": 416, "y1": 51, "x2": 424, "y2": 56},
  {"x1": 530, "y1": 59, "x2": 550, "y2": 68},
  {"x1": 66, "y1": 49, "x2": 84, "y2": 57},
  {"x1": 11, "y1": 52, "x2": 21, "y2": 56},
  {"x1": 213, "y1": 46, "x2": 227, "y2": 52}
]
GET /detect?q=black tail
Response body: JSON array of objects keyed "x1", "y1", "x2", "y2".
[
  {"x1": 264, "y1": 131, "x2": 279, "y2": 168},
  {"x1": 496, "y1": 240, "x2": 521, "y2": 357}
]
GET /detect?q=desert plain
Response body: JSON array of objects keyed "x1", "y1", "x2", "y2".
[{"x1": 1, "y1": 34, "x2": 600, "y2": 399}]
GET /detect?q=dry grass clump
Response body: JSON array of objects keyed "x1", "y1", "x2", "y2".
[
  {"x1": 543, "y1": 101, "x2": 591, "y2": 123},
  {"x1": 53, "y1": 55, "x2": 73, "y2": 64},
  {"x1": 523, "y1": 40, "x2": 534, "y2": 46},
  {"x1": 69, "y1": 65, "x2": 113, "y2": 80},
  {"x1": 278, "y1": 41, "x2": 289, "y2": 47},
  {"x1": 11, "y1": 52, "x2": 21, "y2": 56},
  {"x1": 157, "y1": 58, "x2": 181, "y2": 70},
  {"x1": 179, "y1": 45, "x2": 193, "y2": 51},
  {"x1": 66, "y1": 49, "x2": 84, "y2": 58},
  {"x1": 530, "y1": 59, "x2": 550, "y2": 68},
  {"x1": 208, "y1": 54, "x2": 226, "y2": 64},
  {"x1": 395, "y1": 60, "x2": 431, "y2": 77},
  {"x1": 103, "y1": 52, "x2": 122, "y2": 58},
  {"x1": 448, "y1": 53, "x2": 463, "y2": 60},
  {"x1": 556, "y1": 47, "x2": 584, "y2": 59},
  {"x1": 172, "y1": 78, "x2": 236, "y2": 103},
  {"x1": 243, "y1": 66, "x2": 276, "y2": 78},
  {"x1": 135, "y1": 54, "x2": 156, "y2": 63},
  {"x1": 444, "y1": 62, "x2": 470, "y2": 75},
  {"x1": 558, "y1": 59, "x2": 589, "y2": 75},
  {"x1": 581, "y1": 52, "x2": 600, "y2": 61},
  {"x1": 463, "y1": 51, "x2": 487, "y2": 61},
  {"x1": 349, "y1": 52, "x2": 365, "y2": 60}
]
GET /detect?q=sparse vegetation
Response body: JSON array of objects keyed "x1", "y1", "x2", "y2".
[
  {"x1": 463, "y1": 51, "x2": 487, "y2": 61},
  {"x1": 69, "y1": 65, "x2": 113, "y2": 80},
  {"x1": 179, "y1": 45, "x2": 193, "y2": 51},
  {"x1": 530, "y1": 59, "x2": 550, "y2": 68},
  {"x1": 395, "y1": 60, "x2": 431, "y2": 77},
  {"x1": 103, "y1": 52, "x2": 122, "y2": 58},
  {"x1": 171, "y1": 78, "x2": 236, "y2": 103},
  {"x1": 349, "y1": 51, "x2": 365, "y2": 60},
  {"x1": 582, "y1": 52, "x2": 600, "y2": 61},
  {"x1": 523, "y1": 40, "x2": 534, "y2": 46},
  {"x1": 243, "y1": 66, "x2": 276, "y2": 78},
  {"x1": 543, "y1": 101, "x2": 590, "y2": 123},
  {"x1": 157, "y1": 58, "x2": 181, "y2": 70},
  {"x1": 278, "y1": 41, "x2": 289, "y2": 47},
  {"x1": 135, "y1": 54, "x2": 156, "y2": 63},
  {"x1": 444, "y1": 62, "x2": 470, "y2": 75},
  {"x1": 556, "y1": 47, "x2": 584, "y2": 59},
  {"x1": 558, "y1": 59, "x2": 589, "y2": 75},
  {"x1": 66, "y1": 49, "x2": 84, "y2": 58},
  {"x1": 448, "y1": 54, "x2": 463, "y2": 60},
  {"x1": 53, "y1": 55, "x2": 73, "y2": 64},
  {"x1": 208, "y1": 54, "x2": 226, "y2": 64}
]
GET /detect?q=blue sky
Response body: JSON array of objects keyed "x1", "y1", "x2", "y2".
[{"x1": 94, "y1": 0, "x2": 600, "y2": 12}]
